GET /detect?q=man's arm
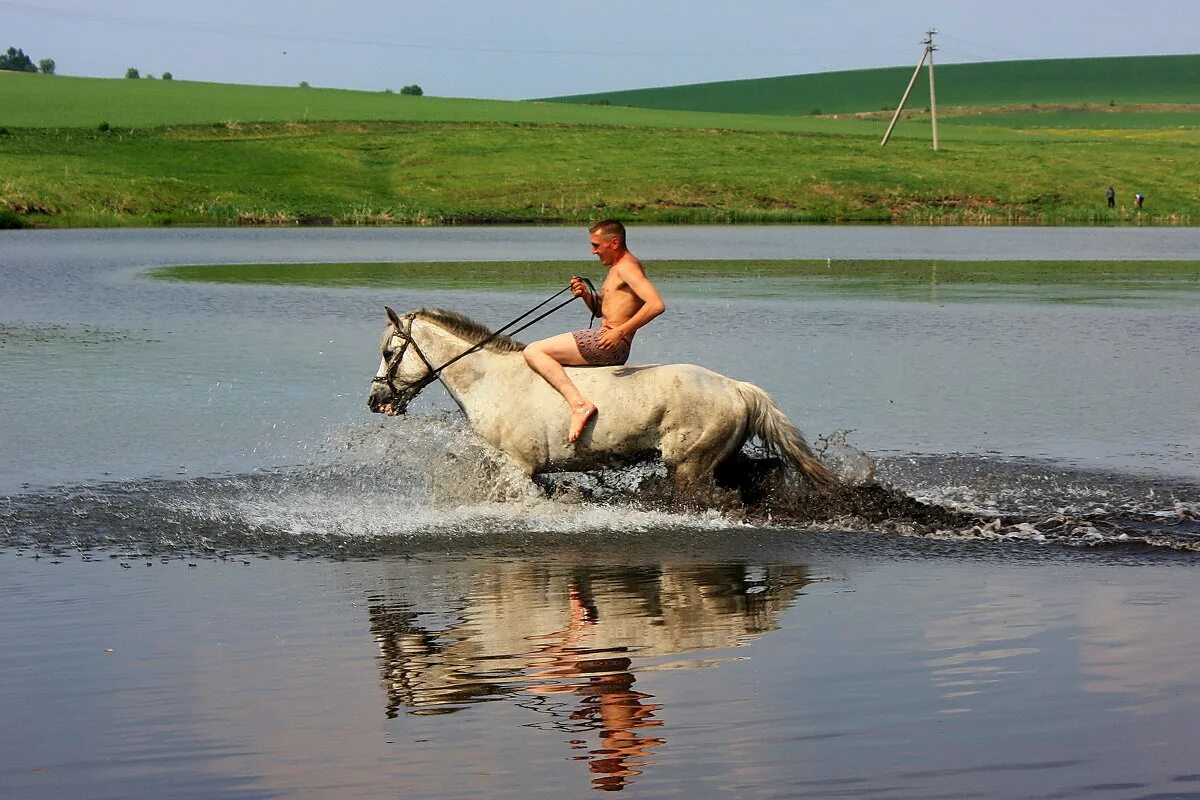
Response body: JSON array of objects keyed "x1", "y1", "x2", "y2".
[{"x1": 605, "y1": 262, "x2": 666, "y2": 343}]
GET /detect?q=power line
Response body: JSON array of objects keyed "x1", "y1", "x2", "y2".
[
  {"x1": 0, "y1": 1, "x2": 844, "y2": 61},
  {"x1": 936, "y1": 32, "x2": 1041, "y2": 62}
]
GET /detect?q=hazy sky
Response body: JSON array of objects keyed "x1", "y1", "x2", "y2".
[{"x1": 6, "y1": 0, "x2": 1197, "y2": 99}]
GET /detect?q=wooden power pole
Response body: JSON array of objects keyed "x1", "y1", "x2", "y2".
[
  {"x1": 927, "y1": 30, "x2": 939, "y2": 151},
  {"x1": 881, "y1": 29, "x2": 940, "y2": 150}
]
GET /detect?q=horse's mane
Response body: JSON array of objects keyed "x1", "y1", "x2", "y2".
[{"x1": 415, "y1": 308, "x2": 526, "y2": 352}]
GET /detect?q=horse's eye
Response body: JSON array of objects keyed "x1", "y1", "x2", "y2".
[{"x1": 382, "y1": 349, "x2": 394, "y2": 359}]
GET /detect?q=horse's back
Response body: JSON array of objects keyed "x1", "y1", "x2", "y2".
[
  {"x1": 570, "y1": 361, "x2": 739, "y2": 408},
  {"x1": 572, "y1": 361, "x2": 736, "y2": 389}
]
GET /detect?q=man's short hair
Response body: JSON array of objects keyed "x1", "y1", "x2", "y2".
[{"x1": 589, "y1": 219, "x2": 626, "y2": 244}]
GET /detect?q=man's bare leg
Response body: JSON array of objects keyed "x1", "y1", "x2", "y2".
[{"x1": 524, "y1": 333, "x2": 597, "y2": 442}]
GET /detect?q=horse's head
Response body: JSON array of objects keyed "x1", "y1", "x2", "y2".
[{"x1": 368, "y1": 306, "x2": 436, "y2": 416}]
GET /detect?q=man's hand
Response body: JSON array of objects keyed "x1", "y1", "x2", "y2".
[
  {"x1": 569, "y1": 275, "x2": 591, "y2": 299},
  {"x1": 596, "y1": 326, "x2": 626, "y2": 350},
  {"x1": 570, "y1": 275, "x2": 599, "y2": 315}
]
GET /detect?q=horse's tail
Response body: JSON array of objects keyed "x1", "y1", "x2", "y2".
[{"x1": 735, "y1": 382, "x2": 837, "y2": 488}]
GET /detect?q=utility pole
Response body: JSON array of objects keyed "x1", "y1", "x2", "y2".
[
  {"x1": 927, "y1": 29, "x2": 939, "y2": 151},
  {"x1": 881, "y1": 29, "x2": 940, "y2": 151}
]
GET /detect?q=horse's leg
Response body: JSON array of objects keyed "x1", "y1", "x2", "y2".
[
  {"x1": 500, "y1": 450, "x2": 559, "y2": 497},
  {"x1": 505, "y1": 453, "x2": 537, "y2": 480},
  {"x1": 667, "y1": 459, "x2": 713, "y2": 489},
  {"x1": 661, "y1": 424, "x2": 742, "y2": 491}
]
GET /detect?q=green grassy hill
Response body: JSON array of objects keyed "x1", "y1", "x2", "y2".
[
  {"x1": 1, "y1": 58, "x2": 1198, "y2": 228},
  {"x1": 544, "y1": 54, "x2": 1200, "y2": 115},
  {"x1": 0, "y1": 71, "x2": 857, "y2": 133}
]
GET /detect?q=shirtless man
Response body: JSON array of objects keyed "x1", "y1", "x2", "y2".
[{"x1": 523, "y1": 220, "x2": 666, "y2": 442}]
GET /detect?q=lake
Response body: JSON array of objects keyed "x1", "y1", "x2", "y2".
[{"x1": 2, "y1": 226, "x2": 1198, "y2": 799}]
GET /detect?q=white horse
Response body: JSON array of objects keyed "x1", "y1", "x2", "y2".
[{"x1": 368, "y1": 306, "x2": 835, "y2": 490}]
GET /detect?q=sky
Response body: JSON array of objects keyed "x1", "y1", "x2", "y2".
[{"x1": 5, "y1": 0, "x2": 1198, "y2": 99}]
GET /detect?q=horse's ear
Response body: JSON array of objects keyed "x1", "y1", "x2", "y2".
[{"x1": 385, "y1": 306, "x2": 402, "y2": 328}]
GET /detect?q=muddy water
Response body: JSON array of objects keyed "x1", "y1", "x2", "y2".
[{"x1": 2, "y1": 227, "x2": 1199, "y2": 799}]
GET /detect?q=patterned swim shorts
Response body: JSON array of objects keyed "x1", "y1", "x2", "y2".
[{"x1": 572, "y1": 327, "x2": 631, "y2": 366}]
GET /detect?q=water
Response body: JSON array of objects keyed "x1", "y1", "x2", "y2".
[
  {"x1": 2, "y1": 227, "x2": 1199, "y2": 799},
  {"x1": 3, "y1": 227, "x2": 1197, "y2": 491},
  {"x1": 5, "y1": 541, "x2": 1199, "y2": 799}
]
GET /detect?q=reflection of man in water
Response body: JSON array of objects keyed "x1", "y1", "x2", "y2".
[
  {"x1": 527, "y1": 585, "x2": 665, "y2": 792},
  {"x1": 580, "y1": 671, "x2": 664, "y2": 792}
]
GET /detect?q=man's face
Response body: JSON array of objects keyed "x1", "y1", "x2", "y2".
[{"x1": 590, "y1": 232, "x2": 620, "y2": 266}]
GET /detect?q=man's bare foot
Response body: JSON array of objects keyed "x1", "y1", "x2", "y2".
[{"x1": 569, "y1": 400, "x2": 597, "y2": 442}]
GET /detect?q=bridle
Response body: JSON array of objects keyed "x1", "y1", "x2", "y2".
[
  {"x1": 371, "y1": 313, "x2": 438, "y2": 399},
  {"x1": 371, "y1": 278, "x2": 598, "y2": 403}
]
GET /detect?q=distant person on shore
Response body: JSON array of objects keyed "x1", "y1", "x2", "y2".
[
  {"x1": 1106, "y1": 186, "x2": 1115, "y2": 208},
  {"x1": 1135, "y1": 192, "x2": 1145, "y2": 209},
  {"x1": 523, "y1": 219, "x2": 666, "y2": 443}
]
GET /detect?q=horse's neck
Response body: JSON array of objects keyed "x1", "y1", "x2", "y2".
[
  {"x1": 412, "y1": 318, "x2": 473, "y2": 366},
  {"x1": 415, "y1": 319, "x2": 524, "y2": 405}
]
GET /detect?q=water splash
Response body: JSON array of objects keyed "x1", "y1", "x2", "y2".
[
  {"x1": 815, "y1": 429, "x2": 877, "y2": 486},
  {"x1": 1, "y1": 418, "x2": 1197, "y2": 557}
]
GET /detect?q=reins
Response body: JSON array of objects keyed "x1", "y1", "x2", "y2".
[
  {"x1": 376, "y1": 277, "x2": 597, "y2": 395},
  {"x1": 427, "y1": 276, "x2": 596, "y2": 378}
]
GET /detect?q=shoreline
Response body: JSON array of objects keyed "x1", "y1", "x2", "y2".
[{"x1": 3, "y1": 216, "x2": 1187, "y2": 230}]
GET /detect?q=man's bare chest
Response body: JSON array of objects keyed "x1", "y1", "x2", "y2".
[{"x1": 599, "y1": 275, "x2": 637, "y2": 308}]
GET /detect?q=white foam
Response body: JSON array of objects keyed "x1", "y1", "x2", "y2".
[
  {"x1": 218, "y1": 492, "x2": 743, "y2": 538},
  {"x1": 164, "y1": 415, "x2": 749, "y2": 539}
]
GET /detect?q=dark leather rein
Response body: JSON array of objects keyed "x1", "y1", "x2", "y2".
[{"x1": 373, "y1": 279, "x2": 596, "y2": 399}]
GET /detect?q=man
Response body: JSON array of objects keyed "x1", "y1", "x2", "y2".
[
  {"x1": 1106, "y1": 185, "x2": 1115, "y2": 209},
  {"x1": 524, "y1": 220, "x2": 666, "y2": 442}
]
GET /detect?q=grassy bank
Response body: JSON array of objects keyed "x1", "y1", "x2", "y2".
[
  {"x1": 150, "y1": 259, "x2": 1200, "y2": 305},
  {"x1": 3, "y1": 120, "x2": 1195, "y2": 227}
]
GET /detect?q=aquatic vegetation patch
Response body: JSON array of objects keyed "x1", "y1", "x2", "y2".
[{"x1": 149, "y1": 259, "x2": 1200, "y2": 305}]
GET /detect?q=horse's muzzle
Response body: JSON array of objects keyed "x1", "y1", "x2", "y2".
[{"x1": 368, "y1": 382, "x2": 413, "y2": 415}]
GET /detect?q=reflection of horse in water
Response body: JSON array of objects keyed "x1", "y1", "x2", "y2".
[
  {"x1": 368, "y1": 561, "x2": 810, "y2": 792},
  {"x1": 367, "y1": 307, "x2": 835, "y2": 490}
]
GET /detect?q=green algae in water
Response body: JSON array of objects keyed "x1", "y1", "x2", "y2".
[{"x1": 149, "y1": 259, "x2": 1200, "y2": 306}]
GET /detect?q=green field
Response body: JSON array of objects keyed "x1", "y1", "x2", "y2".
[
  {"x1": 0, "y1": 72, "x2": 882, "y2": 133},
  {"x1": 2, "y1": 55, "x2": 1199, "y2": 228},
  {"x1": 940, "y1": 108, "x2": 1200, "y2": 129},
  {"x1": 150, "y1": 260, "x2": 1200, "y2": 305},
  {"x1": 4, "y1": 117, "x2": 1195, "y2": 227},
  {"x1": 546, "y1": 54, "x2": 1200, "y2": 115}
]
